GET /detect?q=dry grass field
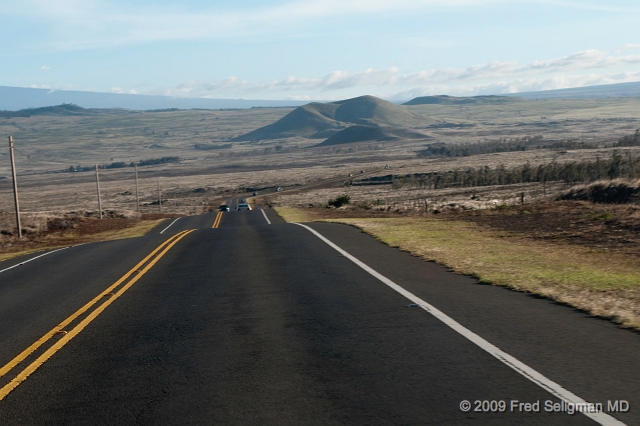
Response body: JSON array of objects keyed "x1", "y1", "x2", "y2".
[
  {"x1": 0, "y1": 210, "x2": 165, "y2": 261},
  {"x1": 0, "y1": 97, "x2": 639, "y2": 217}
]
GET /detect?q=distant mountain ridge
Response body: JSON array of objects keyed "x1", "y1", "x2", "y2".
[
  {"x1": 0, "y1": 85, "x2": 308, "y2": 111},
  {"x1": 403, "y1": 95, "x2": 522, "y2": 105},
  {"x1": 504, "y1": 81, "x2": 640, "y2": 100},
  {"x1": 0, "y1": 103, "x2": 99, "y2": 117},
  {"x1": 235, "y1": 95, "x2": 436, "y2": 141}
]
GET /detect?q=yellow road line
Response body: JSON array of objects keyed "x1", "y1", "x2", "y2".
[
  {"x1": 0, "y1": 229, "x2": 194, "y2": 401},
  {"x1": 212, "y1": 211, "x2": 223, "y2": 228},
  {"x1": 0, "y1": 229, "x2": 189, "y2": 381}
]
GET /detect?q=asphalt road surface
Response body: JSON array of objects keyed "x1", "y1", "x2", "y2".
[{"x1": 0, "y1": 206, "x2": 638, "y2": 425}]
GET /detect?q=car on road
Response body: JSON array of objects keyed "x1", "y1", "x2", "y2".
[
  {"x1": 253, "y1": 192, "x2": 258, "y2": 196},
  {"x1": 236, "y1": 203, "x2": 251, "y2": 211},
  {"x1": 218, "y1": 204, "x2": 230, "y2": 212}
]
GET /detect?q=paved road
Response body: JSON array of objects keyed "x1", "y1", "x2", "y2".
[{"x1": 0, "y1": 207, "x2": 638, "y2": 425}]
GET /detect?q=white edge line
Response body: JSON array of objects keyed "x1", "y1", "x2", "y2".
[
  {"x1": 159, "y1": 217, "x2": 181, "y2": 234},
  {"x1": 294, "y1": 223, "x2": 626, "y2": 426},
  {"x1": 260, "y1": 209, "x2": 271, "y2": 225},
  {"x1": 0, "y1": 247, "x2": 70, "y2": 274}
]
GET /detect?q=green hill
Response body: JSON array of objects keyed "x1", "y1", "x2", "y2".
[
  {"x1": 234, "y1": 102, "x2": 345, "y2": 140},
  {"x1": 315, "y1": 125, "x2": 430, "y2": 146},
  {"x1": 332, "y1": 95, "x2": 428, "y2": 127},
  {"x1": 0, "y1": 103, "x2": 95, "y2": 118},
  {"x1": 235, "y1": 95, "x2": 436, "y2": 141}
]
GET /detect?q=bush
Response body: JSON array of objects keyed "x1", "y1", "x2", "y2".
[
  {"x1": 328, "y1": 194, "x2": 351, "y2": 208},
  {"x1": 558, "y1": 179, "x2": 640, "y2": 204}
]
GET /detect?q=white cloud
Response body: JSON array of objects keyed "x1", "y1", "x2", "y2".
[
  {"x1": 8, "y1": 0, "x2": 635, "y2": 50},
  {"x1": 389, "y1": 71, "x2": 640, "y2": 99},
  {"x1": 284, "y1": 95, "x2": 311, "y2": 101},
  {"x1": 155, "y1": 48, "x2": 640, "y2": 98},
  {"x1": 111, "y1": 86, "x2": 140, "y2": 95},
  {"x1": 395, "y1": 49, "x2": 640, "y2": 85},
  {"x1": 615, "y1": 43, "x2": 640, "y2": 53},
  {"x1": 4, "y1": 0, "x2": 487, "y2": 49},
  {"x1": 40, "y1": 65, "x2": 50, "y2": 70}
]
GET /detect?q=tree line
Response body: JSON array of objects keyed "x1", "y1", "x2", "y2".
[
  {"x1": 385, "y1": 151, "x2": 639, "y2": 190},
  {"x1": 67, "y1": 156, "x2": 179, "y2": 172},
  {"x1": 417, "y1": 129, "x2": 640, "y2": 158},
  {"x1": 615, "y1": 129, "x2": 640, "y2": 147}
]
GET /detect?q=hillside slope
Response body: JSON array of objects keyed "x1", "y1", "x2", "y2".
[
  {"x1": 235, "y1": 95, "x2": 436, "y2": 141},
  {"x1": 315, "y1": 125, "x2": 430, "y2": 146}
]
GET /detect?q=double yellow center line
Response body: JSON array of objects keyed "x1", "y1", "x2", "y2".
[
  {"x1": 0, "y1": 229, "x2": 195, "y2": 401},
  {"x1": 212, "y1": 210, "x2": 223, "y2": 228}
]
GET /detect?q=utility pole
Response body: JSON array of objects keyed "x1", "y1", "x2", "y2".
[
  {"x1": 134, "y1": 165, "x2": 140, "y2": 213},
  {"x1": 158, "y1": 180, "x2": 163, "y2": 214},
  {"x1": 95, "y1": 164, "x2": 103, "y2": 219},
  {"x1": 8, "y1": 136, "x2": 22, "y2": 238}
]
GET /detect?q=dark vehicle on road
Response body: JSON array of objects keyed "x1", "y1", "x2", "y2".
[{"x1": 218, "y1": 204, "x2": 230, "y2": 212}]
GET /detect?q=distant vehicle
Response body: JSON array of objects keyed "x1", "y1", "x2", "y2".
[
  {"x1": 360, "y1": 170, "x2": 365, "y2": 173},
  {"x1": 253, "y1": 192, "x2": 258, "y2": 196},
  {"x1": 348, "y1": 173, "x2": 353, "y2": 177},
  {"x1": 236, "y1": 203, "x2": 251, "y2": 211},
  {"x1": 239, "y1": 198, "x2": 246, "y2": 203},
  {"x1": 276, "y1": 187, "x2": 282, "y2": 192},
  {"x1": 218, "y1": 205, "x2": 230, "y2": 212}
]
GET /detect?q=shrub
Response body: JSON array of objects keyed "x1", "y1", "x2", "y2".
[
  {"x1": 558, "y1": 179, "x2": 640, "y2": 204},
  {"x1": 328, "y1": 194, "x2": 351, "y2": 208}
]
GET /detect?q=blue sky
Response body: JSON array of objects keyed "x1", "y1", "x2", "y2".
[{"x1": 1, "y1": 0, "x2": 639, "y2": 100}]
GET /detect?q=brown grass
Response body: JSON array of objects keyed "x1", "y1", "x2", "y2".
[
  {"x1": 0, "y1": 210, "x2": 164, "y2": 261},
  {"x1": 2, "y1": 97, "x2": 639, "y2": 217},
  {"x1": 558, "y1": 178, "x2": 640, "y2": 203}
]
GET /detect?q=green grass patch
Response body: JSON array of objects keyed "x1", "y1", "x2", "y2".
[
  {"x1": 330, "y1": 217, "x2": 640, "y2": 292},
  {"x1": 273, "y1": 207, "x2": 314, "y2": 223}
]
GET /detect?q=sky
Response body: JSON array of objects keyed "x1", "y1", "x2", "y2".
[{"x1": 1, "y1": 0, "x2": 639, "y2": 101}]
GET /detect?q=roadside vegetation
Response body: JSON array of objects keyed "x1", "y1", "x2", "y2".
[
  {"x1": 360, "y1": 150, "x2": 640, "y2": 191},
  {"x1": 274, "y1": 190, "x2": 640, "y2": 329},
  {"x1": 417, "y1": 128, "x2": 639, "y2": 158},
  {"x1": 327, "y1": 194, "x2": 351, "y2": 208},
  {"x1": 68, "y1": 156, "x2": 180, "y2": 172},
  {"x1": 0, "y1": 210, "x2": 168, "y2": 261}
]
